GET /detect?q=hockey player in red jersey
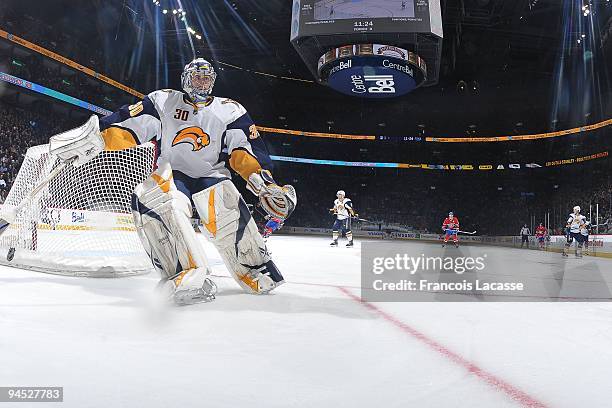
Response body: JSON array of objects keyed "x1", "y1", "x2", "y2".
[
  {"x1": 535, "y1": 223, "x2": 547, "y2": 250},
  {"x1": 442, "y1": 212, "x2": 460, "y2": 248}
]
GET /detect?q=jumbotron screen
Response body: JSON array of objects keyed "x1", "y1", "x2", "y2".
[{"x1": 291, "y1": 0, "x2": 442, "y2": 40}]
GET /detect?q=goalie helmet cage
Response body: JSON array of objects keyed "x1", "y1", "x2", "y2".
[{"x1": 0, "y1": 143, "x2": 157, "y2": 277}]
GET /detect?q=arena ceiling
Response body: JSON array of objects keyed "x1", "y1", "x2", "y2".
[{"x1": 2, "y1": 0, "x2": 611, "y2": 135}]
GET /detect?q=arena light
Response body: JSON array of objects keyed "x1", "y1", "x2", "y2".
[{"x1": 151, "y1": 1, "x2": 206, "y2": 45}]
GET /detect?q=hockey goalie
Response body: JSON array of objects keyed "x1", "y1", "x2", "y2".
[{"x1": 48, "y1": 58, "x2": 297, "y2": 305}]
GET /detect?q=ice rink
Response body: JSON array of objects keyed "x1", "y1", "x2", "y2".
[{"x1": 1, "y1": 235, "x2": 612, "y2": 408}]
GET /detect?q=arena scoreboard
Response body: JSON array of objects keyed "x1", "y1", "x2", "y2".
[
  {"x1": 290, "y1": 0, "x2": 443, "y2": 96},
  {"x1": 291, "y1": 0, "x2": 442, "y2": 40}
]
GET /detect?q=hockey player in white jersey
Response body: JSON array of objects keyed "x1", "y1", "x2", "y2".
[
  {"x1": 329, "y1": 190, "x2": 356, "y2": 247},
  {"x1": 563, "y1": 206, "x2": 586, "y2": 258},
  {"x1": 580, "y1": 220, "x2": 591, "y2": 256},
  {"x1": 48, "y1": 58, "x2": 297, "y2": 304}
]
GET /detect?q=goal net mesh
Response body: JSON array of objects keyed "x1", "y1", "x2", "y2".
[{"x1": 0, "y1": 143, "x2": 156, "y2": 277}]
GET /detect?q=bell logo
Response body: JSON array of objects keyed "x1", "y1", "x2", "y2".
[
  {"x1": 365, "y1": 75, "x2": 396, "y2": 94},
  {"x1": 172, "y1": 126, "x2": 210, "y2": 151}
]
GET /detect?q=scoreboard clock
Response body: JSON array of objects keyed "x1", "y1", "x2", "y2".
[{"x1": 291, "y1": 0, "x2": 442, "y2": 40}]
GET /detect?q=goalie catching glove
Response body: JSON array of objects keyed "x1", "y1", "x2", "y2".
[
  {"x1": 49, "y1": 115, "x2": 105, "y2": 167},
  {"x1": 247, "y1": 169, "x2": 297, "y2": 220}
]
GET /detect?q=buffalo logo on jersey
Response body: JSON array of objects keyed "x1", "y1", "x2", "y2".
[
  {"x1": 172, "y1": 126, "x2": 210, "y2": 151},
  {"x1": 249, "y1": 124, "x2": 260, "y2": 140}
]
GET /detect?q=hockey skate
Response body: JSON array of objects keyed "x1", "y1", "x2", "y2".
[
  {"x1": 330, "y1": 240, "x2": 338, "y2": 246},
  {"x1": 238, "y1": 265, "x2": 284, "y2": 295},
  {"x1": 159, "y1": 269, "x2": 217, "y2": 306},
  {"x1": 346, "y1": 240, "x2": 354, "y2": 247}
]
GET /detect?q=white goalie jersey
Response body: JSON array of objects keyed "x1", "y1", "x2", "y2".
[{"x1": 99, "y1": 89, "x2": 273, "y2": 181}]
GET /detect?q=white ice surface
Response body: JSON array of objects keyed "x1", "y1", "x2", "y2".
[{"x1": 1, "y1": 235, "x2": 611, "y2": 408}]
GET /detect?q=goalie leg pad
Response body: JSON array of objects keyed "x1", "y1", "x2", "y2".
[
  {"x1": 193, "y1": 179, "x2": 284, "y2": 294},
  {"x1": 132, "y1": 162, "x2": 215, "y2": 303}
]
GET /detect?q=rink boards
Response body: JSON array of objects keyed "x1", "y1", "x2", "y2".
[{"x1": 279, "y1": 226, "x2": 612, "y2": 258}]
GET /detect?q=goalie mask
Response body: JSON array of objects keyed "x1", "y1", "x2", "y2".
[{"x1": 181, "y1": 58, "x2": 217, "y2": 102}]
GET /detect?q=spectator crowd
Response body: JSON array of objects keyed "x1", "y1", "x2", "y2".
[
  {"x1": 1, "y1": 99, "x2": 610, "y2": 236},
  {"x1": 0, "y1": 101, "x2": 79, "y2": 203}
]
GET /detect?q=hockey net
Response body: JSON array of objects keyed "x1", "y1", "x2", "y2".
[{"x1": 0, "y1": 143, "x2": 156, "y2": 277}]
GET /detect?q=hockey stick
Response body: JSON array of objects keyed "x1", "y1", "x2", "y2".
[
  {"x1": 0, "y1": 156, "x2": 76, "y2": 237},
  {"x1": 350, "y1": 216, "x2": 374, "y2": 223},
  {"x1": 443, "y1": 228, "x2": 477, "y2": 235}
]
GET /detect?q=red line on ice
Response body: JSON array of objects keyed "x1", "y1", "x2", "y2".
[{"x1": 337, "y1": 286, "x2": 550, "y2": 408}]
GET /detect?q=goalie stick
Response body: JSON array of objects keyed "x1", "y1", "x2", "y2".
[{"x1": 0, "y1": 156, "x2": 76, "y2": 237}]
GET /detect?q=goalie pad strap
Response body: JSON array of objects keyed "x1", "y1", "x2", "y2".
[{"x1": 132, "y1": 162, "x2": 210, "y2": 280}]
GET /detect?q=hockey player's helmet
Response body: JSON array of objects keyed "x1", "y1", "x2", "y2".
[
  {"x1": 449, "y1": 211, "x2": 454, "y2": 217},
  {"x1": 182, "y1": 58, "x2": 216, "y2": 102},
  {"x1": 337, "y1": 190, "x2": 345, "y2": 197},
  {"x1": 573, "y1": 205, "x2": 581, "y2": 213}
]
